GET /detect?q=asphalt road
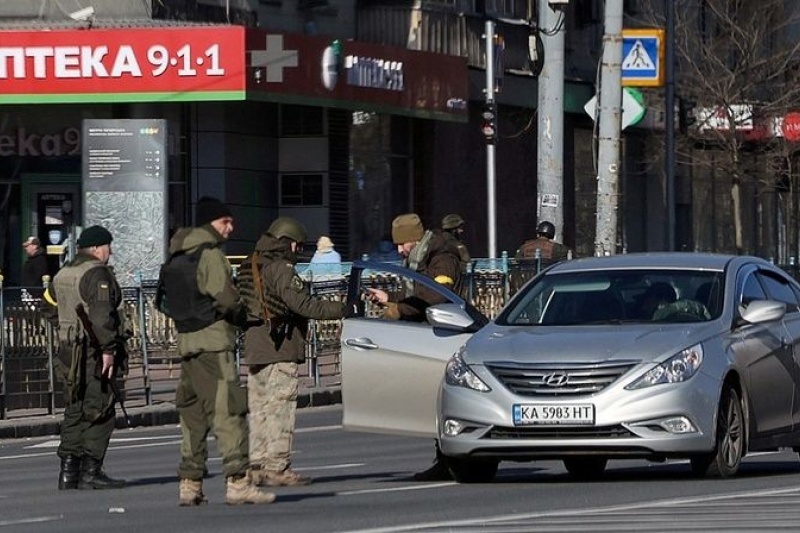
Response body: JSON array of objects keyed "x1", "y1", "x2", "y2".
[{"x1": 3, "y1": 406, "x2": 800, "y2": 532}]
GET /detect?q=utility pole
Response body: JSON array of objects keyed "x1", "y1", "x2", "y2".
[
  {"x1": 537, "y1": 0, "x2": 566, "y2": 243},
  {"x1": 484, "y1": 18, "x2": 498, "y2": 258},
  {"x1": 594, "y1": 0, "x2": 624, "y2": 256},
  {"x1": 665, "y1": 0, "x2": 675, "y2": 251}
]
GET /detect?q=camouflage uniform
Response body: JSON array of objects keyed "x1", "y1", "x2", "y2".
[
  {"x1": 50, "y1": 250, "x2": 127, "y2": 490},
  {"x1": 515, "y1": 236, "x2": 571, "y2": 261},
  {"x1": 652, "y1": 299, "x2": 711, "y2": 321},
  {"x1": 238, "y1": 231, "x2": 347, "y2": 486}
]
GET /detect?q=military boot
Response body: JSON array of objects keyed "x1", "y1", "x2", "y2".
[
  {"x1": 259, "y1": 468, "x2": 311, "y2": 487},
  {"x1": 58, "y1": 455, "x2": 81, "y2": 490},
  {"x1": 225, "y1": 474, "x2": 276, "y2": 505},
  {"x1": 78, "y1": 456, "x2": 126, "y2": 490},
  {"x1": 178, "y1": 478, "x2": 208, "y2": 507}
]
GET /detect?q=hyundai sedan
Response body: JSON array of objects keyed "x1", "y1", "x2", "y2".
[{"x1": 340, "y1": 253, "x2": 800, "y2": 482}]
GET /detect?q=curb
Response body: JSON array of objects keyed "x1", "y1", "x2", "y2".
[{"x1": 0, "y1": 387, "x2": 342, "y2": 440}]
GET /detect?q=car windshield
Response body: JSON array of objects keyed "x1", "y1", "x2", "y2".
[{"x1": 498, "y1": 269, "x2": 724, "y2": 326}]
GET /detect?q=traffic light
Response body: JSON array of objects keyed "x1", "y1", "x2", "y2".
[{"x1": 481, "y1": 101, "x2": 497, "y2": 144}]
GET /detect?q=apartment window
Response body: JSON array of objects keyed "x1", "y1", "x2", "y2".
[{"x1": 280, "y1": 174, "x2": 324, "y2": 206}]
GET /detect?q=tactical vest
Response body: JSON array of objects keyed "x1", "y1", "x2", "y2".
[
  {"x1": 158, "y1": 244, "x2": 217, "y2": 333},
  {"x1": 52, "y1": 259, "x2": 103, "y2": 344},
  {"x1": 238, "y1": 252, "x2": 290, "y2": 321}
]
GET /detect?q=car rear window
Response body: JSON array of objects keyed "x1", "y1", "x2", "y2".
[{"x1": 498, "y1": 269, "x2": 724, "y2": 326}]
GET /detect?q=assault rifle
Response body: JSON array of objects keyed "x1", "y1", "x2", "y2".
[{"x1": 75, "y1": 303, "x2": 131, "y2": 427}]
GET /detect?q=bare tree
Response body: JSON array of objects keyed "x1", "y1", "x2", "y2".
[{"x1": 637, "y1": 0, "x2": 800, "y2": 256}]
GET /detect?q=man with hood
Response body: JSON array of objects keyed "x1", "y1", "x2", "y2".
[
  {"x1": 237, "y1": 216, "x2": 358, "y2": 487},
  {"x1": 161, "y1": 196, "x2": 275, "y2": 506}
]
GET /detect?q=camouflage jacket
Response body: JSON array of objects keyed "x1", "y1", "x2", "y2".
[{"x1": 238, "y1": 233, "x2": 345, "y2": 365}]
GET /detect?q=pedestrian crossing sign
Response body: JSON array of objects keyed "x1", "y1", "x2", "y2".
[{"x1": 621, "y1": 29, "x2": 665, "y2": 87}]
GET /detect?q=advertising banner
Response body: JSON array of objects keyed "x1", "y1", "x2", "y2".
[
  {"x1": 0, "y1": 27, "x2": 246, "y2": 103},
  {"x1": 0, "y1": 26, "x2": 467, "y2": 121}
]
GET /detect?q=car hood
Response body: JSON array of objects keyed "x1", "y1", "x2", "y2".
[{"x1": 463, "y1": 323, "x2": 722, "y2": 365}]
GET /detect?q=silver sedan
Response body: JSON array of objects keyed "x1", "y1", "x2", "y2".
[{"x1": 341, "y1": 253, "x2": 800, "y2": 482}]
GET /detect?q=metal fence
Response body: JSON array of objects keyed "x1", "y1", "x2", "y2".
[{"x1": 0, "y1": 254, "x2": 563, "y2": 419}]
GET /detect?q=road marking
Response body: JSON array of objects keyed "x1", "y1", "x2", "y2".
[
  {"x1": 297, "y1": 425, "x2": 341, "y2": 433},
  {"x1": 29, "y1": 434, "x2": 179, "y2": 449},
  {"x1": 337, "y1": 482, "x2": 455, "y2": 496},
  {"x1": 340, "y1": 485, "x2": 800, "y2": 532},
  {"x1": 298, "y1": 463, "x2": 365, "y2": 472},
  {"x1": 0, "y1": 515, "x2": 63, "y2": 527}
]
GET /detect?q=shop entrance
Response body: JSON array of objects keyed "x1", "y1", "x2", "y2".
[{"x1": 20, "y1": 175, "x2": 81, "y2": 275}]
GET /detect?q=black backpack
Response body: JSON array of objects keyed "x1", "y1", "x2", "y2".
[{"x1": 156, "y1": 243, "x2": 217, "y2": 333}]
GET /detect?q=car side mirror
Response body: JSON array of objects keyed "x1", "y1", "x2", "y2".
[
  {"x1": 736, "y1": 299, "x2": 786, "y2": 328},
  {"x1": 426, "y1": 303, "x2": 479, "y2": 332}
]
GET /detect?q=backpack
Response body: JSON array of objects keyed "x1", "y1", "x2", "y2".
[{"x1": 155, "y1": 243, "x2": 217, "y2": 333}]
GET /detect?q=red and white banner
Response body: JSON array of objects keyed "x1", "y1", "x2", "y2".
[
  {"x1": 0, "y1": 26, "x2": 468, "y2": 121},
  {"x1": 0, "y1": 27, "x2": 246, "y2": 101}
]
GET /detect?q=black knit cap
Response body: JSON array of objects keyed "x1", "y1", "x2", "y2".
[
  {"x1": 195, "y1": 196, "x2": 232, "y2": 226},
  {"x1": 77, "y1": 225, "x2": 113, "y2": 248}
]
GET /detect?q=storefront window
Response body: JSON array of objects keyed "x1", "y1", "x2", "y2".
[{"x1": 349, "y1": 112, "x2": 412, "y2": 258}]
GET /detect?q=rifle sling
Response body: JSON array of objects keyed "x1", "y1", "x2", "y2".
[{"x1": 251, "y1": 255, "x2": 275, "y2": 326}]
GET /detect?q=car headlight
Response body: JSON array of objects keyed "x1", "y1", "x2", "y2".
[
  {"x1": 626, "y1": 343, "x2": 704, "y2": 390},
  {"x1": 444, "y1": 350, "x2": 491, "y2": 392}
]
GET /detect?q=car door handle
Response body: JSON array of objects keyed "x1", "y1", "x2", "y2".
[{"x1": 344, "y1": 338, "x2": 379, "y2": 350}]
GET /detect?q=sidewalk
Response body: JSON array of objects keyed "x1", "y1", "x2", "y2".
[{"x1": 0, "y1": 386, "x2": 341, "y2": 440}]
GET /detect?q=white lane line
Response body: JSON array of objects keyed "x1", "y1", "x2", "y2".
[
  {"x1": 340, "y1": 485, "x2": 800, "y2": 533},
  {"x1": 0, "y1": 515, "x2": 63, "y2": 527},
  {"x1": 297, "y1": 425, "x2": 341, "y2": 433},
  {"x1": 298, "y1": 463, "x2": 365, "y2": 472},
  {"x1": 337, "y1": 482, "x2": 455, "y2": 496},
  {"x1": 29, "y1": 435, "x2": 179, "y2": 449}
]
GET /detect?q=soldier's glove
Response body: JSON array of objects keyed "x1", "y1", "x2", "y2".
[{"x1": 227, "y1": 306, "x2": 250, "y2": 329}]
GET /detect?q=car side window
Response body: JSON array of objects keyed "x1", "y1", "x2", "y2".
[
  {"x1": 756, "y1": 271, "x2": 800, "y2": 313},
  {"x1": 740, "y1": 273, "x2": 767, "y2": 309}
]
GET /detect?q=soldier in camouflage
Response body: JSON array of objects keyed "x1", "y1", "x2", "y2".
[
  {"x1": 167, "y1": 197, "x2": 275, "y2": 507},
  {"x1": 47, "y1": 225, "x2": 127, "y2": 491},
  {"x1": 515, "y1": 221, "x2": 571, "y2": 261},
  {"x1": 441, "y1": 213, "x2": 471, "y2": 269},
  {"x1": 237, "y1": 217, "x2": 357, "y2": 487}
]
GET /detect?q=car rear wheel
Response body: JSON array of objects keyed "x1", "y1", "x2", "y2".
[
  {"x1": 563, "y1": 457, "x2": 607, "y2": 479},
  {"x1": 446, "y1": 457, "x2": 499, "y2": 483},
  {"x1": 690, "y1": 386, "x2": 744, "y2": 478}
]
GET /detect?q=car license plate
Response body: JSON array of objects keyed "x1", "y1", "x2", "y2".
[{"x1": 513, "y1": 403, "x2": 595, "y2": 425}]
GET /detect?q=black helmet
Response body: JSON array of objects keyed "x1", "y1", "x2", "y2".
[
  {"x1": 267, "y1": 217, "x2": 307, "y2": 243},
  {"x1": 441, "y1": 213, "x2": 465, "y2": 230},
  {"x1": 536, "y1": 221, "x2": 556, "y2": 240}
]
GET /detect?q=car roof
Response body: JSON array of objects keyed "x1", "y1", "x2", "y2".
[{"x1": 545, "y1": 252, "x2": 768, "y2": 273}]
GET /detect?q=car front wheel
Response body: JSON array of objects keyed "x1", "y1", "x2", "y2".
[
  {"x1": 446, "y1": 457, "x2": 499, "y2": 483},
  {"x1": 690, "y1": 386, "x2": 744, "y2": 478}
]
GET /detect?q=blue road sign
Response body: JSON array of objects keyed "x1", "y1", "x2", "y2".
[{"x1": 621, "y1": 29, "x2": 664, "y2": 87}]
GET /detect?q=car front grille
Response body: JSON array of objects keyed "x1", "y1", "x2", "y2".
[
  {"x1": 485, "y1": 425, "x2": 636, "y2": 439},
  {"x1": 485, "y1": 360, "x2": 638, "y2": 397}
]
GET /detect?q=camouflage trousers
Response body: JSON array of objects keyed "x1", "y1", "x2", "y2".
[{"x1": 247, "y1": 361, "x2": 298, "y2": 472}]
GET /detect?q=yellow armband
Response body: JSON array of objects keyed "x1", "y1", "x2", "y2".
[{"x1": 434, "y1": 275, "x2": 454, "y2": 286}]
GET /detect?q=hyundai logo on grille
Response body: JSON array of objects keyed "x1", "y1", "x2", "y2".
[{"x1": 543, "y1": 373, "x2": 569, "y2": 387}]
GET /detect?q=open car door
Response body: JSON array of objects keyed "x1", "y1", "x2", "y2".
[{"x1": 341, "y1": 261, "x2": 488, "y2": 438}]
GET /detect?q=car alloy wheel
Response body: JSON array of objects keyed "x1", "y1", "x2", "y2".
[{"x1": 690, "y1": 386, "x2": 744, "y2": 478}]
